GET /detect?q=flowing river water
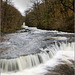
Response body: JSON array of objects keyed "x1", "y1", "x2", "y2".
[{"x1": 0, "y1": 27, "x2": 74, "y2": 75}]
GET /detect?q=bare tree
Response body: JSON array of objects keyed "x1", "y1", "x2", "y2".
[
  {"x1": 0, "y1": 0, "x2": 1, "y2": 39},
  {"x1": 60, "y1": 0, "x2": 74, "y2": 12},
  {"x1": 31, "y1": 0, "x2": 41, "y2": 28}
]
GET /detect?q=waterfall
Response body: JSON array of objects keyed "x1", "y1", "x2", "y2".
[
  {"x1": 0, "y1": 42, "x2": 74, "y2": 75},
  {"x1": 21, "y1": 22, "x2": 28, "y2": 29},
  {"x1": 0, "y1": 42, "x2": 74, "y2": 73}
]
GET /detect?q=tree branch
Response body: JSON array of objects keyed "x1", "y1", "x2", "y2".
[{"x1": 60, "y1": 0, "x2": 74, "y2": 12}]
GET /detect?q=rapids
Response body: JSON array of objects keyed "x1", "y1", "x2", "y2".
[
  {"x1": 1, "y1": 42, "x2": 74, "y2": 75},
  {"x1": 0, "y1": 27, "x2": 74, "y2": 75}
]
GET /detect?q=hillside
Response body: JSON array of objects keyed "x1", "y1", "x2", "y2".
[
  {"x1": 1, "y1": 1, "x2": 24, "y2": 33},
  {"x1": 25, "y1": 0, "x2": 74, "y2": 32}
]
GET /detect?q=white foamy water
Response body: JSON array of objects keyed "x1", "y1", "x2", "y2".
[
  {"x1": 1, "y1": 42, "x2": 74, "y2": 75},
  {"x1": 0, "y1": 26, "x2": 74, "y2": 59},
  {"x1": 0, "y1": 42, "x2": 60, "y2": 72},
  {"x1": 21, "y1": 25, "x2": 74, "y2": 34}
]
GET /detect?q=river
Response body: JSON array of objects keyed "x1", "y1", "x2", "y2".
[{"x1": 0, "y1": 27, "x2": 74, "y2": 75}]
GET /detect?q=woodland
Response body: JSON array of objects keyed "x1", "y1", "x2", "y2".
[{"x1": 1, "y1": 0, "x2": 74, "y2": 33}]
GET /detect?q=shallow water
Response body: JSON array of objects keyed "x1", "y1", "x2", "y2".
[
  {"x1": 0, "y1": 27, "x2": 74, "y2": 58},
  {"x1": 0, "y1": 27, "x2": 74, "y2": 74}
]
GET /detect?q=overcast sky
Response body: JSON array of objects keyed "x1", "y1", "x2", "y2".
[
  {"x1": 12, "y1": 0, "x2": 42, "y2": 16},
  {"x1": 12, "y1": 0, "x2": 35, "y2": 16}
]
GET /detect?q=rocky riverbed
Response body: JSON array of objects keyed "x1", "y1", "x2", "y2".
[{"x1": 0, "y1": 27, "x2": 74, "y2": 59}]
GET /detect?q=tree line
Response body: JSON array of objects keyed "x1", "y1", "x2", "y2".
[
  {"x1": 1, "y1": 0, "x2": 24, "y2": 33},
  {"x1": 25, "y1": 0, "x2": 74, "y2": 32},
  {"x1": 1, "y1": 0, "x2": 74, "y2": 33}
]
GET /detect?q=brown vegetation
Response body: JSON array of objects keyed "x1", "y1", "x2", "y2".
[
  {"x1": 1, "y1": 0, "x2": 74, "y2": 33},
  {"x1": 25, "y1": 0, "x2": 74, "y2": 32},
  {"x1": 1, "y1": 0, "x2": 24, "y2": 33}
]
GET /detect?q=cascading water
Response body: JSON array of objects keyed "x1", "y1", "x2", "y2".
[
  {"x1": 0, "y1": 42, "x2": 61, "y2": 73},
  {"x1": 0, "y1": 42, "x2": 74, "y2": 75},
  {"x1": 0, "y1": 42, "x2": 74, "y2": 74},
  {"x1": 0, "y1": 27, "x2": 74, "y2": 75}
]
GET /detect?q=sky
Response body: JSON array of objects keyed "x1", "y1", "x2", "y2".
[{"x1": 12, "y1": 0, "x2": 35, "y2": 16}]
